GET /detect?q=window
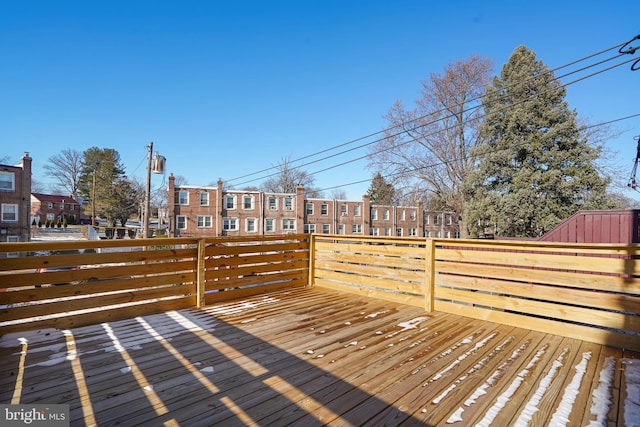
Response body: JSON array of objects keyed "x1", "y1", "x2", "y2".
[
  {"x1": 383, "y1": 209, "x2": 389, "y2": 220},
  {"x1": 1, "y1": 204, "x2": 18, "y2": 222},
  {"x1": 304, "y1": 224, "x2": 316, "y2": 233},
  {"x1": 410, "y1": 210, "x2": 416, "y2": 220},
  {"x1": 371, "y1": 209, "x2": 377, "y2": 220},
  {"x1": 338, "y1": 224, "x2": 345, "y2": 234},
  {"x1": 425, "y1": 215, "x2": 429, "y2": 225},
  {"x1": 354, "y1": 204, "x2": 361, "y2": 216},
  {"x1": 352, "y1": 224, "x2": 362, "y2": 234},
  {"x1": 384, "y1": 227, "x2": 391, "y2": 236},
  {"x1": 246, "y1": 218, "x2": 257, "y2": 233},
  {"x1": 409, "y1": 228, "x2": 417, "y2": 236},
  {"x1": 396, "y1": 228, "x2": 403, "y2": 236},
  {"x1": 69, "y1": 204, "x2": 75, "y2": 211},
  {"x1": 370, "y1": 228, "x2": 379, "y2": 236},
  {"x1": 446, "y1": 214, "x2": 452, "y2": 225},
  {"x1": 268, "y1": 196, "x2": 277, "y2": 210},
  {"x1": 225, "y1": 195, "x2": 236, "y2": 210},
  {"x1": 400, "y1": 210, "x2": 405, "y2": 221},
  {"x1": 223, "y1": 218, "x2": 238, "y2": 231},
  {"x1": 178, "y1": 191, "x2": 189, "y2": 205},
  {"x1": 46, "y1": 213, "x2": 55, "y2": 221},
  {"x1": 282, "y1": 219, "x2": 295, "y2": 231},
  {"x1": 265, "y1": 218, "x2": 275, "y2": 233},
  {"x1": 321, "y1": 203, "x2": 328, "y2": 215},
  {"x1": 199, "y1": 192, "x2": 209, "y2": 206},
  {"x1": 454, "y1": 231, "x2": 460, "y2": 238},
  {"x1": 177, "y1": 215, "x2": 187, "y2": 230},
  {"x1": 0, "y1": 171, "x2": 15, "y2": 191},
  {"x1": 243, "y1": 195, "x2": 253, "y2": 210},
  {"x1": 433, "y1": 214, "x2": 439, "y2": 225},
  {"x1": 197, "y1": 215, "x2": 212, "y2": 228},
  {"x1": 284, "y1": 197, "x2": 293, "y2": 211},
  {"x1": 340, "y1": 204, "x2": 348, "y2": 216},
  {"x1": 306, "y1": 203, "x2": 314, "y2": 215},
  {"x1": 48, "y1": 202, "x2": 54, "y2": 209},
  {"x1": 322, "y1": 224, "x2": 330, "y2": 234}
]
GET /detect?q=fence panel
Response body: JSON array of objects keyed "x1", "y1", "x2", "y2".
[
  {"x1": 0, "y1": 238, "x2": 199, "y2": 333},
  {"x1": 432, "y1": 239, "x2": 640, "y2": 351},
  {"x1": 312, "y1": 235, "x2": 428, "y2": 307}
]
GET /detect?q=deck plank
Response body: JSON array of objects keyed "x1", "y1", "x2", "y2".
[{"x1": 1, "y1": 287, "x2": 638, "y2": 426}]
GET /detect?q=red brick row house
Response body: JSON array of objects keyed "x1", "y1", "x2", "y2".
[
  {"x1": 30, "y1": 193, "x2": 83, "y2": 225},
  {"x1": 0, "y1": 153, "x2": 32, "y2": 243},
  {"x1": 167, "y1": 174, "x2": 460, "y2": 238}
]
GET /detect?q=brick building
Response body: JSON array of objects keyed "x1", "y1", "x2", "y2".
[
  {"x1": 0, "y1": 152, "x2": 32, "y2": 243},
  {"x1": 168, "y1": 174, "x2": 460, "y2": 238},
  {"x1": 30, "y1": 193, "x2": 83, "y2": 225}
]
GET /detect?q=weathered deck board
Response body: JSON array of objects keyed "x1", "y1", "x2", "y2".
[{"x1": 1, "y1": 287, "x2": 638, "y2": 426}]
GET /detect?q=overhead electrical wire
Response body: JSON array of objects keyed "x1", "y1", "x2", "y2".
[
  {"x1": 316, "y1": 113, "x2": 640, "y2": 194},
  {"x1": 227, "y1": 37, "x2": 635, "y2": 185},
  {"x1": 226, "y1": 35, "x2": 639, "y2": 190}
]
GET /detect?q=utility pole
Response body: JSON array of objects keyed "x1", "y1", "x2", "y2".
[{"x1": 143, "y1": 142, "x2": 153, "y2": 239}]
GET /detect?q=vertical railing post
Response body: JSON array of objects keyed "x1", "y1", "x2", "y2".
[
  {"x1": 196, "y1": 239, "x2": 207, "y2": 308},
  {"x1": 424, "y1": 238, "x2": 435, "y2": 312},
  {"x1": 308, "y1": 234, "x2": 315, "y2": 287}
]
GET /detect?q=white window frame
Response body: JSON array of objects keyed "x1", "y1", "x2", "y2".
[
  {"x1": 304, "y1": 223, "x2": 316, "y2": 233},
  {"x1": 223, "y1": 217, "x2": 238, "y2": 231},
  {"x1": 178, "y1": 191, "x2": 189, "y2": 205},
  {"x1": 243, "y1": 195, "x2": 254, "y2": 210},
  {"x1": 199, "y1": 192, "x2": 209, "y2": 206},
  {"x1": 0, "y1": 171, "x2": 15, "y2": 191},
  {"x1": 246, "y1": 217, "x2": 257, "y2": 233},
  {"x1": 1, "y1": 204, "x2": 18, "y2": 222},
  {"x1": 306, "y1": 203, "x2": 314, "y2": 215},
  {"x1": 196, "y1": 215, "x2": 212, "y2": 228},
  {"x1": 354, "y1": 204, "x2": 361, "y2": 217},
  {"x1": 352, "y1": 224, "x2": 362, "y2": 234},
  {"x1": 284, "y1": 197, "x2": 293, "y2": 211},
  {"x1": 265, "y1": 218, "x2": 275, "y2": 233},
  {"x1": 340, "y1": 204, "x2": 348, "y2": 216},
  {"x1": 225, "y1": 195, "x2": 237, "y2": 210},
  {"x1": 176, "y1": 215, "x2": 187, "y2": 230},
  {"x1": 48, "y1": 202, "x2": 54, "y2": 209},
  {"x1": 321, "y1": 203, "x2": 328, "y2": 215},
  {"x1": 268, "y1": 196, "x2": 277, "y2": 210},
  {"x1": 383, "y1": 209, "x2": 389, "y2": 220},
  {"x1": 322, "y1": 224, "x2": 330, "y2": 234},
  {"x1": 370, "y1": 228, "x2": 379, "y2": 236},
  {"x1": 282, "y1": 218, "x2": 295, "y2": 231},
  {"x1": 371, "y1": 209, "x2": 377, "y2": 220}
]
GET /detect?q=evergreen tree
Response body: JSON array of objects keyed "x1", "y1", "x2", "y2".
[
  {"x1": 465, "y1": 46, "x2": 613, "y2": 238},
  {"x1": 367, "y1": 172, "x2": 396, "y2": 205}
]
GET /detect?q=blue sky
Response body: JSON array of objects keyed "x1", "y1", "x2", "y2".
[{"x1": 1, "y1": 1, "x2": 639, "y2": 201}]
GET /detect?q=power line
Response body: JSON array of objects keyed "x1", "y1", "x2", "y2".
[
  {"x1": 226, "y1": 35, "x2": 638, "y2": 187},
  {"x1": 234, "y1": 53, "x2": 637, "y2": 189},
  {"x1": 315, "y1": 113, "x2": 640, "y2": 194}
]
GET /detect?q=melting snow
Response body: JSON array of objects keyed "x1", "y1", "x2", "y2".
[
  {"x1": 475, "y1": 345, "x2": 555, "y2": 427},
  {"x1": 200, "y1": 366, "x2": 214, "y2": 373},
  {"x1": 547, "y1": 351, "x2": 592, "y2": 426},
  {"x1": 514, "y1": 348, "x2": 570, "y2": 426},
  {"x1": 587, "y1": 356, "x2": 615, "y2": 427},
  {"x1": 120, "y1": 366, "x2": 132, "y2": 374},
  {"x1": 622, "y1": 358, "x2": 640, "y2": 427}
]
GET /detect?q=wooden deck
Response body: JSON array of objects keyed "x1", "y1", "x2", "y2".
[{"x1": 1, "y1": 287, "x2": 638, "y2": 426}]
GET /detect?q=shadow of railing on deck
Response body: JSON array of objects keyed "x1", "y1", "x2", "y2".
[{"x1": 14, "y1": 305, "x2": 432, "y2": 426}]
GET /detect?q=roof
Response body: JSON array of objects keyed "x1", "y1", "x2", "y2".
[{"x1": 31, "y1": 192, "x2": 79, "y2": 204}]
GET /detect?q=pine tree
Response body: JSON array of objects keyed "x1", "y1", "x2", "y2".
[
  {"x1": 465, "y1": 46, "x2": 613, "y2": 238},
  {"x1": 367, "y1": 173, "x2": 396, "y2": 205}
]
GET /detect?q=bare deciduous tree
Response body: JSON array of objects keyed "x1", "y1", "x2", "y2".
[
  {"x1": 368, "y1": 55, "x2": 493, "y2": 235},
  {"x1": 261, "y1": 156, "x2": 319, "y2": 195},
  {"x1": 44, "y1": 148, "x2": 83, "y2": 200}
]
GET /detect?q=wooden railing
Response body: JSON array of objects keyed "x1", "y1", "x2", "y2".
[
  {"x1": 0, "y1": 234, "x2": 310, "y2": 334},
  {"x1": 311, "y1": 235, "x2": 640, "y2": 352},
  {"x1": 2, "y1": 234, "x2": 638, "y2": 351}
]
